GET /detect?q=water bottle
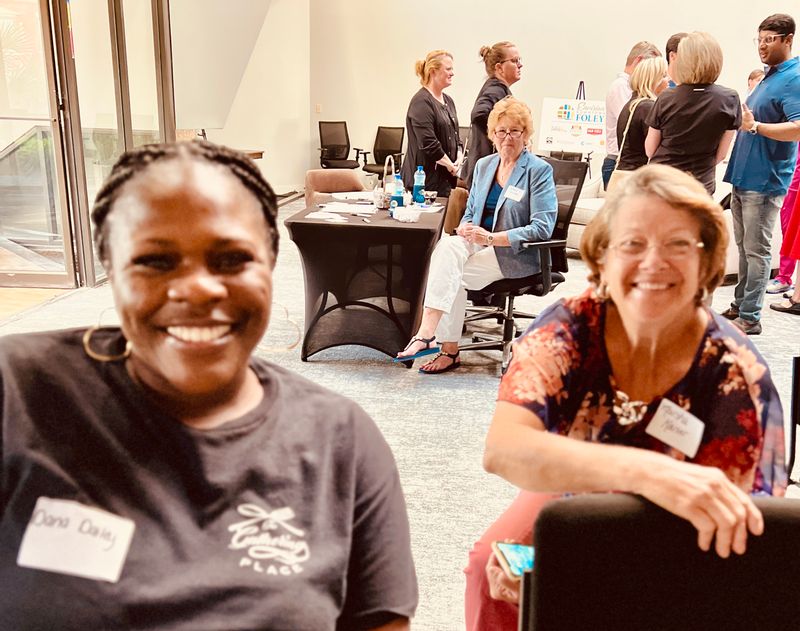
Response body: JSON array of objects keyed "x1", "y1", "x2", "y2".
[
  {"x1": 413, "y1": 165, "x2": 425, "y2": 203},
  {"x1": 391, "y1": 174, "x2": 405, "y2": 207}
]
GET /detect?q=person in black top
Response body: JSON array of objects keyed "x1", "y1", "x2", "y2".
[
  {"x1": 616, "y1": 56, "x2": 669, "y2": 172},
  {"x1": 645, "y1": 31, "x2": 741, "y2": 194},
  {"x1": 401, "y1": 49, "x2": 461, "y2": 197},
  {"x1": 0, "y1": 141, "x2": 418, "y2": 631},
  {"x1": 462, "y1": 41, "x2": 523, "y2": 188}
]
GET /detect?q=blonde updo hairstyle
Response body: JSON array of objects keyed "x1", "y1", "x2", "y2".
[
  {"x1": 630, "y1": 57, "x2": 668, "y2": 99},
  {"x1": 580, "y1": 164, "x2": 728, "y2": 302},
  {"x1": 415, "y1": 49, "x2": 453, "y2": 86},
  {"x1": 479, "y1": 41, "x2": 515, "y2": 75},
  {"x1": 487, "y1": 96, "x2": 534, "y2": 146},
  {"x1": 674, "y1": 32, "x2": 723, "y2": 85}
]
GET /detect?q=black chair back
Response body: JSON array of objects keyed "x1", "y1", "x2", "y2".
[
  {"x1": 541, "y1": 156, "x2": 589, "y2": 274},
  {"x1": 521, "y1": 494, "x2": 800, "y2": 630},
  {"x1": 372, "y1": 126, "x2": 404, "y2": 165},
  {"x1": 458, "y1": 126, "x2": 470, "y2": 147},
  {"x1": 319, "y1": 121, "x2": 352, "y2": 161}
]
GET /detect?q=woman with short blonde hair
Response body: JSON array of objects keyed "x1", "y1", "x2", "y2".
[
  {"x1": 582, "y1": 163, "x2": 729, "y2": 297},
  {"x1": 487, "y1": 97, "x2": 532, "y2": 142},
  {"x1": 467, "y1": 163, "x2": 786, "y2": 630},
  {"x1": 673, "y1": 31, "x2": 723, "y2": 85},
  {"x1": 645, "y1": 31, "x2": 740, "y2": 194},
  {"x1": 397, "y1": 97, "x2": 557, "y2": 374}
]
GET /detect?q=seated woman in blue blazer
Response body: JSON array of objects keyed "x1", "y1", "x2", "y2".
[{"x1": 396, "y1": 97, "x2": 557, "y2": 373}]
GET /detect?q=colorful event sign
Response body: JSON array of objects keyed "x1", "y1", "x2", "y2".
[{"x1": 537, "y1": 98, "x2": 606, "y2": 154}]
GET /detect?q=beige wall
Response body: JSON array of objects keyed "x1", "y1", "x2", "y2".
[
  {"x1": 207, "y1": 0, "x2": 310, "y2": 195},
  {"x1": 308, "y1": 0, "x2": 792, "y2": 178}
]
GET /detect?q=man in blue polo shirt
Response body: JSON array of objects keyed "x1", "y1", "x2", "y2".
[{"x1": 722, "y1": 13, "x2": 800, "y2": 335}]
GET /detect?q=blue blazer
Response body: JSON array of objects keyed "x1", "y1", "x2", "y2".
[{"x1": 462, "y1": 150, "x2": 557, "y2": 278}]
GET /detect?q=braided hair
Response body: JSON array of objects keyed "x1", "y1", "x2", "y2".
[{"x1": 91, "y1": 139, "x2": 278, "y2": 264}]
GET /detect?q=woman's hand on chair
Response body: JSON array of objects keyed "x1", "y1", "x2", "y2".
[{"x1": 632, "y1": 452, "x2": 763, "y2": 558}]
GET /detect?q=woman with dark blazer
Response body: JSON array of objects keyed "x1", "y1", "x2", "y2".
[
  {"x1": 401, "y1": 50, "x2": 461, "y2": 198},
  {"x1": 463, "y1": 42, "x2": 523, "y2": 188}
]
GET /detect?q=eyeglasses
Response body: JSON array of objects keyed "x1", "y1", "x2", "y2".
[
  {"x1": 754, "y1": 34, "x2": 787, "y2": 45},
  {"x1": 500, "y1": 57, "x2": 523, "y2": 67},
  {"x1": 609, "y1": 238, "x2": 705, "y2": 260},
  {"x1": 494, "y1": 129, "x2": 524, "y2": 139}
]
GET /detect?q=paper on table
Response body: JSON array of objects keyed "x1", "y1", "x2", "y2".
[
  {"x1": 305, "y1": 211, "x2": 348, "y2": 222},
  {"x1": 318, "y1": 201, "x2": 376, "y2": 214},
  {"x1": 332, "y1": 191, "x2": 373, "y2": 201}
]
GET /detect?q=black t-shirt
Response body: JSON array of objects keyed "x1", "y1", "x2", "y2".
[
  {"x1": 646, "y1": 83, "x2": 741, "y2": 194},
  {"x1": 0, "y1": 328, "x2": 418, "y2": 630},
  {"x1": 616, "y1": 97, "x2": 655, "y2": 171}
]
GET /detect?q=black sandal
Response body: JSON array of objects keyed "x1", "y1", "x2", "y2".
[
  {"x1": 419, "y1": 351, "x2": 461, "y2": 374},
  {"x1": 393, "y1": 336, "x2": 439, "y2": 362}
]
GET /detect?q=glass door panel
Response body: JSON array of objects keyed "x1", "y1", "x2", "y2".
[
  {"x1": 0, "y1": 0, "x2": 74, "y2": 286},
  {"x1": 68, "y1": 0, "x2": 122, "y2": 208},
  {"x1": 122, "y1": 0, "x2": 161, "y2": 146}
]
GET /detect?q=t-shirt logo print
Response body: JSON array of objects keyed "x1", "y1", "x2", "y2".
[{"x1": 227, "y1": 503, "x2": 310, "y2": 576}]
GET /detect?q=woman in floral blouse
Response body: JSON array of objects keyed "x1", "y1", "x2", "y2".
[{"x1": 464, "y1": 164, "x2": 787, "y2": 631}]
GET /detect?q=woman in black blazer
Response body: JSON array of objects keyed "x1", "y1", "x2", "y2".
[{"x1": 463, "y1": 42, "x2": 523, "y2": 188}]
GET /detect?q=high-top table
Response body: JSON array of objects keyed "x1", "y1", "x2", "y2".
[{"x1": 285, "y1": 201, "x2": 444, "y2": 364}]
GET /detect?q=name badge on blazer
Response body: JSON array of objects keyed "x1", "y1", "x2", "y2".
[{"x1": 505, "y1": 185, "x2": 525, "y2": 202}]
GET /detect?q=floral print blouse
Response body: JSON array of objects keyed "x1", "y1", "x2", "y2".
[{"x1": 498, "y1": 290, "x2": 787, "y2": 496}]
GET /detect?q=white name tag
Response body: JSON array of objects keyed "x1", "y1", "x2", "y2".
[
  {"x1": 17, "y1": 497, "x2": 135, "y2": 583},
  {"x1": 645, "y1": 399, "x2": 705, "y2": 458},
  {"x1": 505, "y1": 185, "x2": 525, "y2": 202}
]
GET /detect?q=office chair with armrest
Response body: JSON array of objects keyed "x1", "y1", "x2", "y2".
[
  {"x1": 458, "y1": 157, "x2": 589, "y2": 372},
  {"x1": 304, "y1": 169, "x2": 365, "y2": 207},
  {"x1": 318, "y1": 121, "x2": 361, "y2": 169},
  {"x1": 519, "y1": 493, "x2": 800, "y2": 631},
  {"x1": 443, "y1": 186, "x2": 469, "y2": 235},
  {"x1": 360, "y1": 126, "x2": 405, "y2": 177}
]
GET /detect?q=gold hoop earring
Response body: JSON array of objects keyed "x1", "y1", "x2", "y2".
[
  {"x1": 83, "y1": 325, "x2": 132, "y2": 362},
  {"x1": 596, "y1": 282, "x2": 609, "y2": 301}
]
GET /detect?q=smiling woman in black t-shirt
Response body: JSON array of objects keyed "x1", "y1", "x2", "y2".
[
  {"x1": 0, "y1": 141, "x2": 417, "y2": 631},
  {"x1": 645, "y1": 31, "x2": 742, "y2": 195}
]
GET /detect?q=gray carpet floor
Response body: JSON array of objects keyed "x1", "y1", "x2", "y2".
[{"x1": 2, "y1": 197, "x2": 798, "y2": 630}]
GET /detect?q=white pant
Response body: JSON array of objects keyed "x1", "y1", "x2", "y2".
[{"x1": 424, "y1": 235, "x2": 504, "y2": 342}]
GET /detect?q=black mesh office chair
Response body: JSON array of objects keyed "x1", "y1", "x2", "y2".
[
  {"x1": 520, "y1": 494, "x2": 800, "y2": 630},
  {"x1": 359, "y1": 126, "x2": 404, "y2": 176},
  {"x1": 318, "y1": 121, "x2": 360, "y2": 169},
  {"x1": 458, "y1": 156, "x2": 589, "y2": 372}
]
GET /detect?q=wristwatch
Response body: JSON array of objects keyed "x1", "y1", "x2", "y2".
[
  {"x1": 748, "y1": 121, "x2": 760, "y2": 135},
  {"x1": 487, "y1": 234, "x2": 494, "y2": 246}
]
